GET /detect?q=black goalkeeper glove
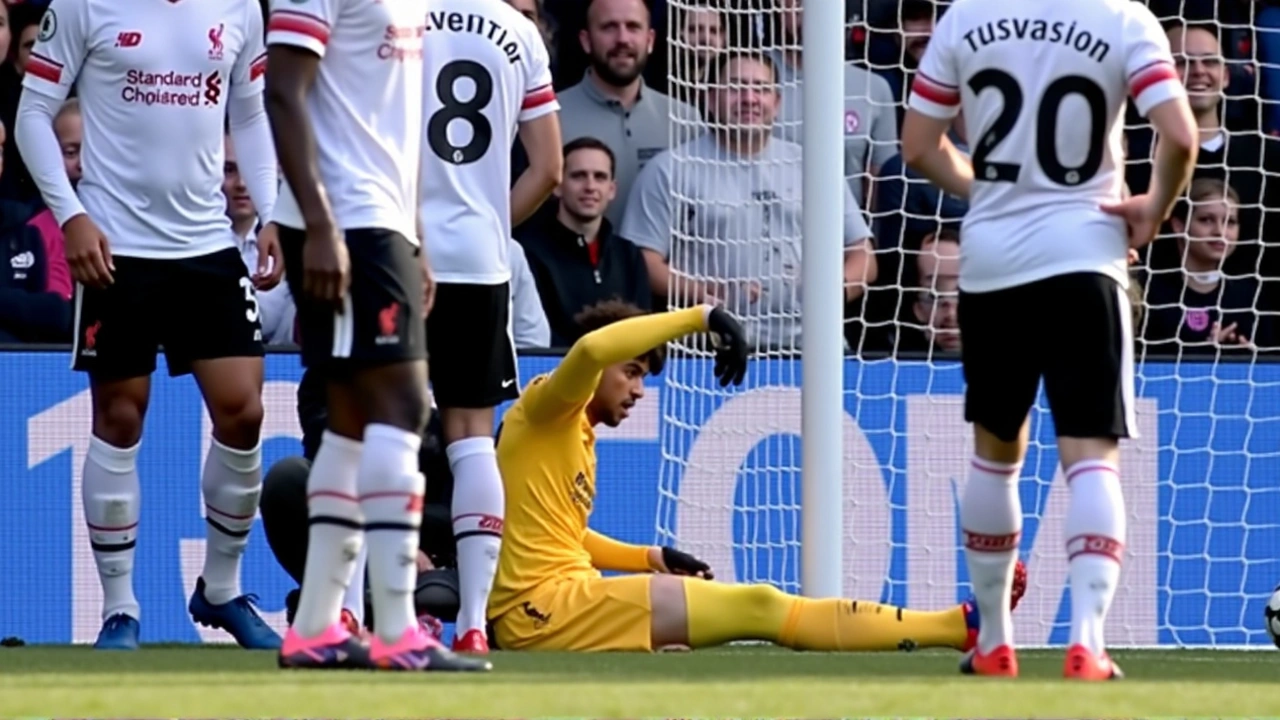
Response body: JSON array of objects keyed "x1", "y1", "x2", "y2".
[
  {"x1": 661, "y1": 546, "x2": 714, "y2": 580},
  {"x1": 707, "y1": 306, "x2": 749, "y2": 387}
]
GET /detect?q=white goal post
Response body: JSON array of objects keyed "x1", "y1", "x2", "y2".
[{"x1": 656, "y1": 0, "x2": 1280, "y2": 649}]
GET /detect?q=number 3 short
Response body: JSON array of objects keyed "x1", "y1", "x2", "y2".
[{"x1": 71, "y1": 247, "x2": 265, "y2": 380}]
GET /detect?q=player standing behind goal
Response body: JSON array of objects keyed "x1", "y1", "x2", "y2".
[
  {"x1": 419, "y1": 0, "x2": 563, "y2": 654},
  {"x1": 902, "y1": 0, "x2": 1197, "y2": 680},
  {"x1": 15, "y1": 0, "x2": 285, "y2": 651},
  {"x1": 264, "y1": 0, "x2": 488, "y2": 672}
]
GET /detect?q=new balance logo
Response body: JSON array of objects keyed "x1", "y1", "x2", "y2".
[
  {"x1": 10, "y1": 251, "x2": 34, "y2": 269},
  {"x1": 115, "y1": 31, "x2": 142, "y2": 48}
]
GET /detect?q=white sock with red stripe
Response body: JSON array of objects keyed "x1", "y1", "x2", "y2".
[
  {"x1": 961, "y1": 457, "x2": 1023, "y2": 654},
  {"x1": 449, "y1": 436, "x2": 505, "y2": 637},
  {"x1": 293, "y1": 431, "x2": 364, "y2": 639},
  {"x1": 358, "y1": 424, "x2": 424, "y2": 645},
  {"x1": 1064, "y1": 459, "x2": 1126, "y2": 656},
  {"x1": 83, "y1": 436, "x2": 142, "y2": 622},
  {"x1": 200, "y1": 438, "x2": 263, "y2": 605}
]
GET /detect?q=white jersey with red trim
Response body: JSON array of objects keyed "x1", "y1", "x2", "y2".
[
  {"x1": 22, "y1": 0, "x2": 266, "y2": 259},
  {"x1": 419, "y1": 0, "x2": 558, "y2": 284},
  {"x1": 908, "y1": 0, "x2": 1183, "y2": 293},
  {"x1": 266, "y1": 0, "x2": 425, "y2": 242}
]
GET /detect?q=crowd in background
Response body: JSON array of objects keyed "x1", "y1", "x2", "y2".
[{"x1": 1, "y1": 0, "x2": 1278, "y2": 361}]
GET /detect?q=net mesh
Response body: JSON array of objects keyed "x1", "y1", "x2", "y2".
[{"x1": 654, "y1": 0, "x2": 1280, "y2": 647}]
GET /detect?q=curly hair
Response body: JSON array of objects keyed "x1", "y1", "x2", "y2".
[{"x1": 573, "y1": 299, "x2": 668, "y2": 375}]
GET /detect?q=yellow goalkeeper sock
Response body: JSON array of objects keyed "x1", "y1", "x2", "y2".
[{"x1": 683, "y1": 580, "x2": 969, "y2": 651}]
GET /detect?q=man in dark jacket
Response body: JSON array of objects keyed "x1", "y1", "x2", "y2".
[{"x1": 516, "y1": 137, "x2": 651, "y2": 346}]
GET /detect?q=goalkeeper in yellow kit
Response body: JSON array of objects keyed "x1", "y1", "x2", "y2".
[{"x1": 489, "y1": 301, "x2": 1026, "y2": 653}]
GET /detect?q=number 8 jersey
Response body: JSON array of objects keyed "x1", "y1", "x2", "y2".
[
  {"x1": 420, "y1": 0, "x2": 558, "y2": 285},
  {"x1": 908, "y1": 0, "x2": 1184, "y2": 293}
]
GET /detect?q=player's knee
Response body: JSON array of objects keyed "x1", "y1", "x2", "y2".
[
  {"x1": 732, "y1": 583, "x2": 791, "y2": 621},
  {"x1": 370, "y1": 381, "x2": 431, "y2": 434},
  {"x1": 261, "y1": 456, "x2": 310, "y2": 517},
  {"x1": 441, "y1": 406, "x2": 496, "y2": 443},
  {"x1": 208, "y1": 391, "x2": 265, "y2": 449},
  {"x1": 91, "y1": 389, "x2": 148, "y2": 448}
]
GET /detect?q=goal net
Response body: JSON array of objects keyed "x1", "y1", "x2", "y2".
[{"x1": 654, "y1": 0, "x2": 1280, "y2": 648}]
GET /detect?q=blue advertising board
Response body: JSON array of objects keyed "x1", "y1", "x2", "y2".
[{"x1": 1, "y1": 351, "x2": 1277, "y2": 647}]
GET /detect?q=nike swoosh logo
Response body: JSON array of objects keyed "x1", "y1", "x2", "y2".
[{"x1": 501, "y1": 379, "x2": 516, "y2": 388}]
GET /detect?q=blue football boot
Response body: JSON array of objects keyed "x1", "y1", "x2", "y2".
[{"x1": 189, "y1": 576, "x2": 283, "y2": 650}]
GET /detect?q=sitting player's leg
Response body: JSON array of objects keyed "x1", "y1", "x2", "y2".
[
  {"x1": 652, "y1": 575, "x2": 980, "y2": 653},
  {"x1": 73, "y1": 262, "x2": 164, "y2": 651},
  {"x1": 1041, "y1": 273, "x2": 1132, "y2": 681},
  {"x1": 168, "y1": 248, "x2": 275, "y2": 649},
  {"x1": 954, "y1": 282, "x2": 1043, "y2": 677},
  {"x1": 260, "y1": 455, "x2": 312, "y2": 585},
  {"x1": 427, "y1": 283, "x2": 519, "y2": 654}
]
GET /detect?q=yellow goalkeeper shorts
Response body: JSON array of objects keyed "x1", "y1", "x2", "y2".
[{"x1": 491, "y1": 574, "x2": 653, "y2": 652}]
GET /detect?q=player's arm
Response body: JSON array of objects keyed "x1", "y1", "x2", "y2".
[
  {"x1": 900, "y1": 8, "x2": 971, "y2": 199},
  {"x1": 263, "y1": 0, "x2": 337, "y2": 231},
  {"x1": 511, "y1": 35, "x2": 562, "y2": 226},
  {"x1": 15, "y1": 0, "x2": 89, "y2": 229},
  {"x1": 583, "y1": 530, "x2": 654, "y2": 572},
  {"x1": 228, "y1": 3, "x2": 277, "y2": 226}
]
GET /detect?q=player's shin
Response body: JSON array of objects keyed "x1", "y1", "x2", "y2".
[
  {"x1": 447, "y1": 436, "x2": 504, "y2": 637},
  {"x1": 1063, "y1": 459, "x2": 1126, "y2": 655},
  {"x1": 199, "y1": 439, "x2": 263, "y2": 605},
  {"x1": 342, "y1": 544, "x2": 368, "y2": 627},
  {"x1": 960, "y1": 458, "x2": 1024, "y2": 654},
  {"x1": 683, "y1": 581, "x2": 969, "y2": 651},
  {"x1": 292, "y1": 431, "x2": 365, "y2": 639},
  {"x1": 358, "y1": 424, "x2": 425, "y2": 645},
  {"x1": 83, "y1": 436, "x2": 142, "y2": 621}
]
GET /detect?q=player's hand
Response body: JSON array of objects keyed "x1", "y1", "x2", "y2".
[
  {"x1": 301, "y1": 221, "x2": 350, "y2": 311},
  {"x1": 1211, "y1": 321, "x2": 1254, "y2": 349},
  {"x1": 253, "y1": 223, "x2": 285, "y2": 291},
  {"x1": 420, "y1": 249, "x2": 437, "y2": 317},
  {"x1": 64, "y1": 214, "x2": 114, "y2": 289},
  {"x1": 707, "y1": 305, "x2": 749, "y2": 387},
  {"x1": 1099, "y1": 194, "x2": 1166, "y2": 251},
  {"x1": 657, "y1": 546, "x2": 714, "y2": 580}
]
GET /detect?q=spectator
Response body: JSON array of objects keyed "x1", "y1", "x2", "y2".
[
  {"x1": 622, "y1": 50, "x2": 877, "y2": 351},
  {"x1": 24, "y1": 96, "x2": 76, "y2": 304},
  {"x1": 667, "y1": 1, "x2": 725, "y2": 109},
  {"x1": 0, "y1": 118, "x2": 69, "y2": 343},
  {"x1": 1125, "y1": 21, "x2": 1280, "y2": 315},
  {"x1": 871, "y1": 0, "x2": 936, "y2": 128},
  {"x1": 507, "y1": 237, "x2": 553, "y2": 348},
  {"x1": 764, "y1": 0, "x2": 898, "y2": 208},
  {"x1": 890, "y1": 229, "x2": 959, "y2": 356},
  {"x1": 517, "y1": 137, "x2": 650, "y2": 346},
  {"x1": 1, "y1": 1, "x2": 41, "y2": 205},
  {"x1": 1140, "y1": 178, "x2": 1271, "y2": 355},
  {"x1": 554, "y1": 0, "x2": 697, "y2": 226},
  {"x1": 507, "y1": 0, "x2": 557, "y2": 63},
  {"x1": 223, "y1": 132, "x2": 295, "y2": 346}
]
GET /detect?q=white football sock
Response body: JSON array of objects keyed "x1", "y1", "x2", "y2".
[
  {"x1": 200, "y1": 438, "x2": 263, "y2": 605},
  {"x1": 960, "y1": 457, "x2": 1023, "y2": 654},
  {"x1": 83, "y1": 436, "x2": 142, "y2": 622},
  {"x1": 359, "y1": 424, "x2": 424, "y2": 645},
  {"x1": 448, "y1": 436, "x2": 505, "y2": 637},
  {"x1": 1064, "y1": 459, "x2": 1126, "y2": 656},
  {"x1": 293, "y1": 431, "x2": 364, "y2": 639},
  {"x1": 342, "y1": 544, "x2": 367, "y2": 626}
]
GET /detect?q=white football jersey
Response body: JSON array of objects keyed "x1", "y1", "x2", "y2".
[
  {"x1": 267, "y1": 0, "x2": 424, "y2": 242},
  {"x1": 23, "y1": 0, "x2": 266, "y2": 259},
  {"x1": 909, "y1": 0, "x2": 1184, "y2": 292},
  {"x1": 420, "y1": 0, "x2": 558, "y2": 285}
]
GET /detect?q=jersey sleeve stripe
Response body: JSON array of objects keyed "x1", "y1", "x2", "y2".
[
  {"x1": 1129, "y1": 61, "x2": 1179, "y2": 98},
  {"x1": 266, "y1": 10, "x2": 331, "y2": 45},
  {"x1": 911, "y1": 72, "x2": 960, "y2": 106},
  {"x1": 249, "y1": 52, "x2": 268, "y2": 81},
  {"x1": 25, "y1": 54, "x2": 63, "y2": 84},
  {"x1": 522, "y1": 84, "x2": 556, "y2": 110}
]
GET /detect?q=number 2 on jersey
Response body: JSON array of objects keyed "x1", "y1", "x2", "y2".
[
  {"x1": 968, "y1": 69, "x2": 1106, "y2": 186},
  {"x1": 428, "y1": 60, "x2": 494, "y2": 165}
]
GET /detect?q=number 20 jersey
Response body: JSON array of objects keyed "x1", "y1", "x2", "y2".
[
  {"x1": 908, "y1": 0, "x2": 1184, "y2": 293},
  {"x1": 420, "y1": 0, "x2": 558, "y2": 285}
]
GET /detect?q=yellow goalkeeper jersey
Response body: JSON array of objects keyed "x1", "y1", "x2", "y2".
[{"x1": 489, "y1": 306, "x2": 709, "y2": 620}]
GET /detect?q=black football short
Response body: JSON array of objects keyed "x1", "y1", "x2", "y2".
[
  {"x1": 427, "y1": 282, "x2": 519, "y2": 408},
  {"x1": 280, "y1": 226, "x2": 426, "y2": 370},
  {"x1": 959, "y1": 272, "x2": 1137, "y2": 442},
  {"x1": 71, "y1": 247, "x2": 264, "y2": 379}
]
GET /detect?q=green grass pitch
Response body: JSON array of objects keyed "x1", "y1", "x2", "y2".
[{"x1": 2, "y1": 645, "x2": 1279, "y2": 717}]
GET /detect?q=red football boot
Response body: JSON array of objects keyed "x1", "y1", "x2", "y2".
[
  {"x1": 960, "y1": 644, "x2": 1019, "y2": 677},
  {"x1": 452, "y1": 628, "x2": 489, "y2": 654},
  {"x1": 1063, "y1": 644, "x2": 1124, "y2": 680}
]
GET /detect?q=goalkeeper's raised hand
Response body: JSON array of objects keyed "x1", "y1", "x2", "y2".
[
  {"x1": 706, "y1": 306, "x2": 748, "y2": 387},
  {"x1": 657, "y1": 546, "x2": 715, "y2": 580}
]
